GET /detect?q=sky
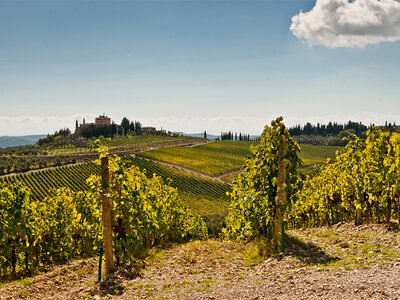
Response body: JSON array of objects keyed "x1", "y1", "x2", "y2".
[{"x1": 1, "y1": 0, "x2": 400, "y2": 136}]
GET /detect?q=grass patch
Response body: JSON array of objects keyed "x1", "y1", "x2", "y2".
[
  {"x1": 239, "y1": 238, "x2": 277, "y2": 266},
  {"x1": 15, "y1": 278, "x2": 32, "y2": 286},
  {"x1": 145, "y1": 247, "x2": 167, "y2": 265},
  {"x1": 287, "y1": 224, "x2": 400, "y2": 270},
  {"x1": 240, "y1": 243, "x2": 263, "y2": 266},
  {"x1": 299, "y1": 144, "x2": 342, "y2": 167}
]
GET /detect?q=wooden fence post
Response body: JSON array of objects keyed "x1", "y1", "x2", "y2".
[{"x1": 101, "y1": 156, "x2": 114, "y2": 275}]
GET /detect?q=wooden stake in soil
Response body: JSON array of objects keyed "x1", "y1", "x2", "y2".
[
  {"x1": 355, "y1": 194, "x2": 362, "y2": 226},
  {"x1": 274, "y1": 157, "x2": 286, "y2": 249},
  {"x1": 101, "y1": 156, "x2": 114, "y2": 274}
]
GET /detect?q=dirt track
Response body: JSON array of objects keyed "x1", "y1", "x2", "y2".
[{"x1": 1, "y1": 223, "x2": 399, "y2": 300}]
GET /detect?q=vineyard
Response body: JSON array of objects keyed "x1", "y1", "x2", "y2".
[
  {"x1": 126, "y1": 156, "x2": 231, "y2": 219},
  {"x1": 44, "y1": 135, "x2": 204, "y2": 156},
  {"x1": 0, "y1": 162, "x2": 99, "y2": 201},
  {"x1": 0, "y1": 156, "x2": 231, "y2": 221},
  {"x1": 0, "y1": 135, "x2": 205, "y2": 176},
  {"x1": 290, "y1": 129, "x2": 400, "y2": 227},
  {"x1": 1, "y1": 125, "x2": 400, "y2": 297},
  {"x1": 140, "y1": 140, "x2": 253, "y2": 175},
  {"x1": 0, "y1": 151, "x2": 208, "y2": 278},
  {"x1": 100, "y1": 135, "x2": 203, "y2": 151},
  {"x1": 140, "y1": 140, "x2": 340, "y2": 177}
]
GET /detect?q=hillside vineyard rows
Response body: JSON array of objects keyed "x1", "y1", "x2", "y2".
[
  {"x1": 127, "y1": 156, "x2": 231, "y2": 217},
  {"x1": 2, "y1": 126, "x2": 400, "y2": 292},
  {"x1": 0, "y1": 156, "x2": 231, "y2": 217},
  {"x1": 0, "y1": 152, "x2": 208, "y2": 277},
  {"x1": 0, "y1": 162, "x2": 99, "y2": 201}
]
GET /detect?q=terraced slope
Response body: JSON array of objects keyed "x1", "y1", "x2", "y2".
[{"x1": 0, "y1": 162, "x2": 99, "y2": 201}]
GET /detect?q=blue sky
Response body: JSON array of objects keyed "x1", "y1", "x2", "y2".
[{"x1": 1, "y1": 0, "x2": 400, "y2": 135}]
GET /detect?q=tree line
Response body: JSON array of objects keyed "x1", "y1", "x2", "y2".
[
  {"x1": 220, "y1": 131, "x2": 257, "y2": 141},
  {"x1": 78, "y1": 117, "x2": 142, "y2": 139},
  {"x1": 37, "y1": 117, "x2": 144, "y2": 145},
  {"x1": 288, "y1": 121, "x2": 369, "y2": 136},
  {"x1": 288, "y1": 120, "x2": 399, "y2": 137}
]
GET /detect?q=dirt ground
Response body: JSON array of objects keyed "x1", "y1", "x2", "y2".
[{"x1": 1, "y1": 222, "x2": 399, "y2": 299}]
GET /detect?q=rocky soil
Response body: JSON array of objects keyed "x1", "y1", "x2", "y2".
[{"x1": 1, "y1": 222, "x2": 399, "y2": 299}]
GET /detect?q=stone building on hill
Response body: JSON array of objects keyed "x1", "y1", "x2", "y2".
[
  {"x1": 142, "y1": 126, "x2": 166, "y2": 135},
  {"x1": 75, "y1": 114, "x2": 114, "y2": 133},
  {"x1": 94, "y1": 115, "x2": 111, "y2": 126}
]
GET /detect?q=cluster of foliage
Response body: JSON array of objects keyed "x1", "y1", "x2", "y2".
[
  {"x1": 0, "y1": 149, "x2": 207, "y2": 276},
  {"x1": 128, "y1": 156, "x2": 231, "y2": 236},
  {"x1": 0, "y1": 156, "x2": 78, "y2": 175},
  {"x1": 0, "y1": 181, "x2": 101, "y2": 277},
  {"x1": 220, "y1": 131, "x2": 256, "y2": 141},
  {"x1": 87, "y1": 147, "x2": 208, "y2": 263},
  {"x1": 53, "y1": 128, "x2": 71, "y2": 137},
  {"x1": 127, "y1": 156, "x2": 230, "y2": 216},
  {"x1": 289, "y1": 121, "x2": 369, "y2": 137},
  {"x1": 77, "y1": 117, "x2": 142, "y2": 139},
  {"x1": 289, "y1": 129, "x2": 400, "y2": 227},
  {"x1": 120, "y1": 117, "x2": 142, "y2": 136},
  {"x1": 223, "y1": 117, "x2": 302, "y2": 243},
  {"x1": 292, "y1": 134, "x2": 350, "y2": 146},
  {"x1": 78, "y1": 123, "x2": 121, "y2": 139},
  {"x1": 0, "y1": 145, "x2": 47, "y2": 156},
  {"x1": 0, "y1": 157, "x2": 43, "y2": 175},
  {"x1": 37, "y1": 128, "x2": 72, "y2": 146}
]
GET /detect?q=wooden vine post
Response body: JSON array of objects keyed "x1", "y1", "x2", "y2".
[
  {"x1": 355, "y1": 195, "x2": 362, "y2": 226},
  {"x1": 101, "y1": 156, "x2": 114, "y2": 274},
  {"x1": 274, "y1": 136, "x2": 286, "y2": 249}
]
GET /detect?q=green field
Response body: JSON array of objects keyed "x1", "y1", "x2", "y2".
[
  {"x1": 140, "y1": 140, "x2": 254, "y2": 175},
  {"x1": 140, "y1": 140, "x2": 341, "y2": 176},
  {"x1": 299, "y1": 144, "x2": 343, "y2": 167}
]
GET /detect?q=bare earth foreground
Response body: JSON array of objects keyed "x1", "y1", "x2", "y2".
[{"x1": 1, "y1": 223, "x2": 399, "y2": 299}]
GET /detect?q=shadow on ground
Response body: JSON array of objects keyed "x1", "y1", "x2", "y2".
[{"x1": 285, "y1": 234, "x2": 340, "y2": 266}]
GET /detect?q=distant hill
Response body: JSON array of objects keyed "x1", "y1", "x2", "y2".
[
  {"x1": 0, "y1": 135, "x2": 47, "y2": 148},
  {"x1": 176, "y1": 132, "x2": 219, "y2": 140},
  {"x1": 177, "y1": 132, "x2": 260, "y2": 140}
]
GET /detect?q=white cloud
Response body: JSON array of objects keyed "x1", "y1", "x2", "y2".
[{"x1": 290, "y1": 0, "x2": 400, "y2": 48}]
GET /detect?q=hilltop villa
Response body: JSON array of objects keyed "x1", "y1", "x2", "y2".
[{"x1": 75, "y1": 115, "x2": 114, "y2": 133}]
